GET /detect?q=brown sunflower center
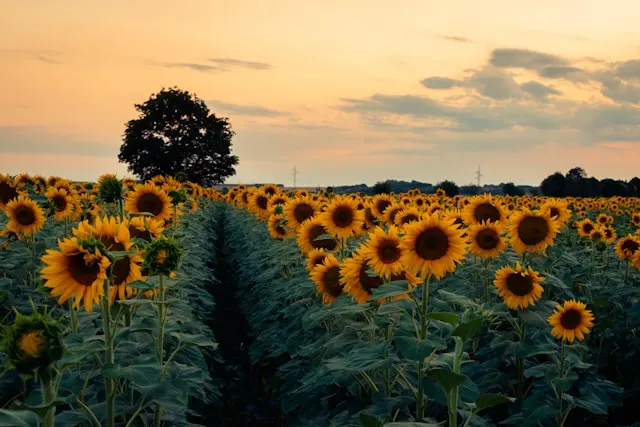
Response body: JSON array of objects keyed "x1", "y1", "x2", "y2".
[
  {"x1": 322, "y1": 266, "x2": 343, "y2": 297},
  {"x1": 505, "y1": 272, "x2": 533, "y2": 296},
  {"x1": 517, "y1": 216, "x2": 550, "y2": 246},
  {"x1": 560, "y1": 309, "x2": 582, "y2": 330},
  {"x1": 415, "y1": 227, "x2": 449, "y2": 260},
  {"x1": 275, "y1": 225, "x2": 287, "y2": 236},
  {"x1": 473, "y1": 203, "x2": 501, "y2": 223},
  {"x1": 591, "y1": 231, "x2": 602, "y2": 241},
  {"x1": 549, "y1": 207, "x2": 559, "y2": 218},
  {"x1": 0, "y1": 182, "x2": 18, "y2": 205},
  {"x1": 14, "y1": 206, "x2": 36, "y2": 226},
  {"x1": 68, "y1": 253, "x2": 101, "y2": 286},
  {"x1": 293, "y1": 203, "x2": 314, "y2": 223},
  {"x1": 311, "y1": 254, "x2": 327, "y2": 268},
  {"x1": 264, "y1": 187, "x2": 277, "y2": 195},
  {"x1": 112, "y1": 258, "x2": 131, "y2": 286},
  {"x1": 359, "y1": 262, "x2": 383, "y2": 293},
  {"x1": 308, "y1": 225, "x2": 338, "y2": 250},
  {"x1": 376, "y1": 200, "x2": 391, "y2": 216},
  {"x1": 136, "y1": 193, "x2": 164, "y2": 216},
  {"x1": 475, "y1": 228, "x2": 500, "y2": 250},
  {"x1": 598, "y1": 217, "x2": 607, "y2": 224},
  {"x1": 604, "y1": 229, "x2": 613, "y2": 239},
  {"x1": 377, "y1": 238, "x2": 402, "y2": 263},
  {"x1": 256, "y1": 195, "x2": 269, "y2": 210},
  {"x1": 52, "y1": 195, "x2": 67, "y2": 212},
  {"x1": 332, "y1": 206, "x2": 354, "y2": 228},
  {"x1": 401, "y1": 214, "x2": 419, "y2": 225},
  {"x1": 101, "y1": 237, "x2": 126, "y2": 252},
  {"x1": 581, "y1": 223, "x2": 594, "y2": 234},
  {"x1": 129, "y1": 226, "x2": 153, "y2": 242},
  {"x1": 622, "y1": 239, "x2": 639, "y2": 254}
]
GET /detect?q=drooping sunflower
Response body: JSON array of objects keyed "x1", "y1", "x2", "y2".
[
  {"x1": 0, "y1": 174, "x2": 21, "y2": 209},
  {"x1": 541, "y1": 199, "x2": 572, "y2": 227},
  {"x1": 267, "y1": 214, "x2": 289, "y2": 240},
  {"x1": 4, "y1": 196, "x2": 46, "y2": 236},
  {"x1": 462, "y1": 194, "x2": 507, "y2": 226},
  {"x1": 400, "y1": 214, "x2": 468, "y2": 279},
  {"x1": 508, "y1": 208, "x2": 559, "y2": 254},
  {"x1": 306, "y1": 248, "x2": 328, "y2": 273},
  {"x1": 468, "y1": 221, "x2": 506, "y2": 259},
  {"x1": 359, "y1": 225, "x2": 405, "y2": 280},
  {"x1": 45, "y1": 187, "x2": 75, "y2": 221},
  {"x1": 284, "y1": 196, "x2": 318, "y2": 230},
  {"x1": 576, "y1": 219, "x2": 595, "y2": 237},
  {"x1": 615, "y1": 235, "x2": 640, "y2": 261},
  {"x1": 371, "y1": 194, "x2": 394, "y2": 220},
  {"x1": 41, "y1": 237, "x2": 111, "y2": 312},
  {"x1": 493, "y1": 262, "x2": 544, "y2": 310},
  {"x1": 547, "y1": 299, "x2": 594, "y2": 343},
  {"x1": 319, "y1": 196, "x2": 364, "y2": 239},
  {"x1": 310, "y1": 254, "x2": 344, "y2": 304},
  {"x1": 124, "y1": 183, "x2": 173, "y2": 222},
  {"x1": 296, "y1": 216, "x2": 338, "y2": 254}
]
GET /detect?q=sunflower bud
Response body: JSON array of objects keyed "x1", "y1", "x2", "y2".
[
  {"x1": 168, "y1": 189, "x2": 188, "y2": 205},
  {"x1": 98, "y1": 176, "x2": 125, "y2": 204},
  {"x1": 1, "y1": 307, "x2": 63, "y2": 376},
  {"x1": 143, "y1": 237, "x2": 182, "y2": 276}
]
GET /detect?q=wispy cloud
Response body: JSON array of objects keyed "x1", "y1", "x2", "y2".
[
  {"x1": 0, "y1": 49, "x2": 61, "y2": 64},
  {"x1": 208, "y1": 57, "x2": 271, "y2": 70},
  {"x1": 164, "y1": 62, "x2": 224, "y2": 73},
  {"x1": 437, "y1": 35, "x2": 472, "y2": 43},
  {"x1": 206, "y1": 99, "x2": 289, "y2": 117}
]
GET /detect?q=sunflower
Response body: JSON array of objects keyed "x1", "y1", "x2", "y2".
[
  {"x1": 443, "y1": 209, "x2": 465, "y2": 230},
  {"x1": 541, "y1": 199, "x2": 571, "y2": 226},
  {"x1": 596, "y1": 213, "x2": 612, "y2": 225},
  {"x1": 296, "y1": 216, "x2": 338, "y2": 254},
  {"x1": 383, "y1": 203, "x2": 404, "y2": 226},
  {"x1": 589, "y1": 225, "x2": 605, "y2": 242},
  {"x1": 576, "y1": 219, "x2": 595, "y2": 237},
  {"x1": 261, "y1": 184, "x2": 279, "y2": 197},
  {"x1": 267, "y1": 214, "x2": 289, "y2": 240},
  {"x1": 359, "y1": 225, "x2": 405, "y2": 280},
  {"x1": 310, "y1": 254, "x2": 344, "y2": 304},
  {"x1": 615, "y1": 235, "x2": 640, "y2": 261},
  {"x1": 508, "y1": 208, "x2": 559, "y2": 254},
  {"x1": 631, "y1": 212, "x2": 640, "y2": 227},
  {"x1": 124, "y1": 183, "x2": 173, "y2": 222},
  {"x1": 394, "y1": 206, "x2": 422, "y2": 228},
  {"x1": 462, "y1": 194, "x2": 507, "y2": 226},
  {"x1": 468, "y1": 221, "x2": 506, "y2": 259},
  {"x1": 426, "y1": 203, "x2": 444, "y2": 217},
  {"x1": 602, "y1": 225, "x2": 617, "y2": 244},
  {"x1": 284, "y1": 196, "x2": 318, "y2": 230},
  {"x1": 547, "y1": 299, "x2": 594, "y2": 343},
  {"x1": 125, "y1": 216, "x2": 163, "y2": 242},
  {"x1": 45, "y1": 187, "x2": 75, "y2": 221},
  {"x1": 4, "y1": 196, "x2": 46, "y2": 236},
  {"x1": 400, "y1": 214, "x2": 468, "y2": 279},
  {"x1": 493, "y1": 262, "x2": 544, "y2": 310},
  {"x1": 340, "y1": 251, "x2": 420, "y2": 304},
  {"x1": 0, "y1": 174, "x2": 21, "y2": 209},
  {"x1": 41, "y1": 238, "x2": 111, "y2": 312},
  {"x1": 306, "y1": 248, "x2": 328, "y2": 273},
  {"x1": 319, "y1": 196, "x2": 364, "y2": 239},
  {"x1": 371, "y1": 194, "x2": 394, "y2": 220}
]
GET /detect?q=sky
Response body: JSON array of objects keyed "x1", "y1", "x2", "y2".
[{"x1": 2, "y1": 0, "x2": 640, "y2": 187}]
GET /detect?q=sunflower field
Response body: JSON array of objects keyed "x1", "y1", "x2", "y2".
[{"x1": 1, "y1": 175, "x2": 640, "y2": 427}]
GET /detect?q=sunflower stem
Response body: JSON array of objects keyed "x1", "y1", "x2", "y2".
[
  {"x1": 556, "y1": 340, "x2": 567, "y2": 427},
  {"x1": 41, "y1": 367, "x2": 56, "y2": 427},
  {"x1": 624, "y1": 261, "x2": 629, "y2": 284},
  {"x1": 118, "y1": 198, "x2": 125, "y2": 222},
  {"x1": 155, "y1": 274, "x2": 167, "y2": 427},
  {"x1": 415, "y1": 276, "x2": 431, "y2": 421},
  {"x1": 101, "y1": 280, "x2": 115, "y2": 427},
  {"x1": 483, "y1": 258, "x2": 490, "y2": 302},
  {"x1": 448, "y1": 336, "x2": 464, "y2": 427},
  {"x1": 516, "y1": 312, "x2": 526, "y2": 399}
]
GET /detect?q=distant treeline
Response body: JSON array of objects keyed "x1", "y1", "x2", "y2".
[{"x1": 332, "y1": 167, "x2": 640, "y2": 198}]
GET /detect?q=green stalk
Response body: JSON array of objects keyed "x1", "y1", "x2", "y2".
[
  {"x1": 69, "y1": 300, "x2": 78, "y2": 334},
  {"x1": 101, "y1": 280, "x2": 115, "y2": 427},
  {"x1": 415, "y1": 276, "x2": 431, "y2": 420},
  {"x1": 155, "y1": 274, "x2": 167, "y2": 427},
  {"x1": 483, "y1": 258, "x2": 490, "y2": 302},
  {"x1": 556, "y1": 340, "x2": 567, "y2": 427},
  {"x1": 41, "y1": 367, "x2": 56, "y2": 427},
  {"x1": 383, "y1": 325, "x2": 391, "y2": 397},
  {"x1": 118, "y1": 198, "x2": 125, "y2": 222},
  {"x1": 448, "y1": 336, "x2": 464, "y2": 427}
]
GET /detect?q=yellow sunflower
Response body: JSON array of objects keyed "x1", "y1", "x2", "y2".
[
  {"x1": 45, "y1": 187, "x2": 75, "y2": 221},
  {"x1": 493, "y1": 262, "x2": 544, "y2": 310},
  {"x1": 589, "y1": 225, "x2": 605, "y2": 243},
  {"x1": 631, "y1": 212, "x2": 640, "y2": 227},
  {"x1": 124, "y1": 183, "x2": 173, "y2": 222},
  {"x1": 310, "y1": 254, "x2": 344, "y2": 304},
  {"x1": 576, "y1": 219, "x2": 595, "y2": 237},
  {"x1": 267, "y1": 214, "x2": 289, "y2": 240},
  {"x1": 306, "y1": 248, "x2": 328, "y2": 273},
  {"x1": 547, "y1": 299, "x2": 594, "y2": 343},
  {"x1": 359, "y1": 225, "x2": 405, "y2": 280},
  {"x1": 3, "y1": 196, "x2": 46, "y2": 236},
  {"x1": 596, "y1": 213, "x2": 612, "y2": 225},
  {"x1": 394, "y1": 206, "x2": 422, "y2": 228},
  {"x1": 125, "y1": 216, "x2": 164, "y2": 242},
  {"x1": 602, "y1": 225, "x2": 617, "y2": 244},
  {"x1": 371, "y1": 194, "x2": 394, "y2": 220},
  {"x1": 400, "y1": 214, "x2": 468, "y2": 279},
  {"x1": 284, "y1": 196, "x2": 318, "y2": 230},
  {"x1": 462, "y1": 194, "x2": 507, "y2": 226},
  {"x1": 468, "y1": 221, "x2": 506, "y2": 259},
  {"x1": 541, "y1": 198, "x2": 572, "y2": 226},
  {"x1": 248, "y1": 190, "x2": 271, "y2": 218},
  {"x1": 0, "y1": 174, "x2": 22, "y2": 209},
  {"x1": 383, "y1": 203, "x2": 404, "y2": 226},
  {"x1": 41, "y1": 237, "x2": 111, "y2": 312},
  {"x1": 319, "y1": 196, "x2": 364, "y2": 239},
  {"x1": 508, "y1": 208, "x2": 559, "y2": 254},
  {"x1": 296, "y1": 217, "x2": 338, "y2": 254},
  {"x1": 615, "y1": 235, "x2": 640, "y2": 261}
]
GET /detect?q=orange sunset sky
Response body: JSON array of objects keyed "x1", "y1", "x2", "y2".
[{"x1": 1, "y1": 0, "x2": 640, "y2": 187}]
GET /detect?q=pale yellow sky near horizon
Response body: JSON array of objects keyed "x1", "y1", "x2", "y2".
[{"x1": 1, "y1": 0, "x2": 640, "y2": 186}]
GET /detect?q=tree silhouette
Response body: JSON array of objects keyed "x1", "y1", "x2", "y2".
[
  {"x1": 501, "y1": 182, "x2": 524, "y2": 196},
  {"x1": 372, "y1": 181, "x2": 392, "y2": 195},
  {"x1": 435, "y1": 180, "x2": 459, "y2": 197},
  {"x1": 540, "y1": 172, "x2": 566, "y2": 197},
  {"x1": 118, "y1": 87, "x2": 239, "y2": 186}
]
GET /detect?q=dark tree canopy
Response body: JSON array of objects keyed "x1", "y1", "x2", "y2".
[
  {"x1": 501, "y1": 182, "x2": 524, "y2": 196},
  {"x1": 540, "y1": 172, "x2": 566, "y2": 197},
  {"x1": 540, "y1": 166, "x2": 640, "y2": 197},
  {"x1": 118, "y1": 87, "x2": 239, "y2": 186},
  {"x1": 435, "y1": 180, "x2": 459, "y2": 197},
  {"x1": 372, "y1": 181, "x2": 393, "y2": 195}
]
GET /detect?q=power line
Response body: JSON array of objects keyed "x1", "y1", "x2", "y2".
[
  {"x1": 475, "y1": 165, "x2": 483, "y2": 187},
  {"x1": 292, "y1": 166, "x2": 298, "y2": 189}
]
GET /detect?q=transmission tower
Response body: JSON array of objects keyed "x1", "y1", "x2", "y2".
[
  {"x1": 475, "y1": 165, "x2": 483, "y2": 187},
  {"x1": 292, "y1": 166, "x2": 298, "y2": 189}
]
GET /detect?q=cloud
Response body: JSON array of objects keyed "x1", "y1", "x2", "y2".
[
  {"x1": 612, "y1": 59, "x2": 640, "y2": 80},
  {"x1": 437, "y1": 35, "x2": 472, "y2": 43},
  {"x1": 207, "y1": 99, "x2": 289, "y2": 117},
  {"x1": 538, "y1": 65, "x2": 585, "y2": 79},
  {"x1": 0, "y1": 49, "x2": 61, "y2": 64},
  {"x1": 489, "y1": 48, "x2": 568, "y2": 70},
  {"x1": 466, "y1": 66, "x2": 522, "y2": 100},
  {"x1": 208, "y1": 58, "x2": 271, "y2": 70},
  {"x1": 34, "y1": 55, "x2": 60, "y2": 64},
  {"x1": 599, "y1": 77, "x2": 640, "y2": 104},
  {"x1": 420, "y1": 76, "x2": 460, "y2": 89},
  {"x1": 164, "y1": 62, "x2": 224, "y2": 72},
  {"x1": 520, "y1": 81, "x2": 562, "y2": 99}
]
